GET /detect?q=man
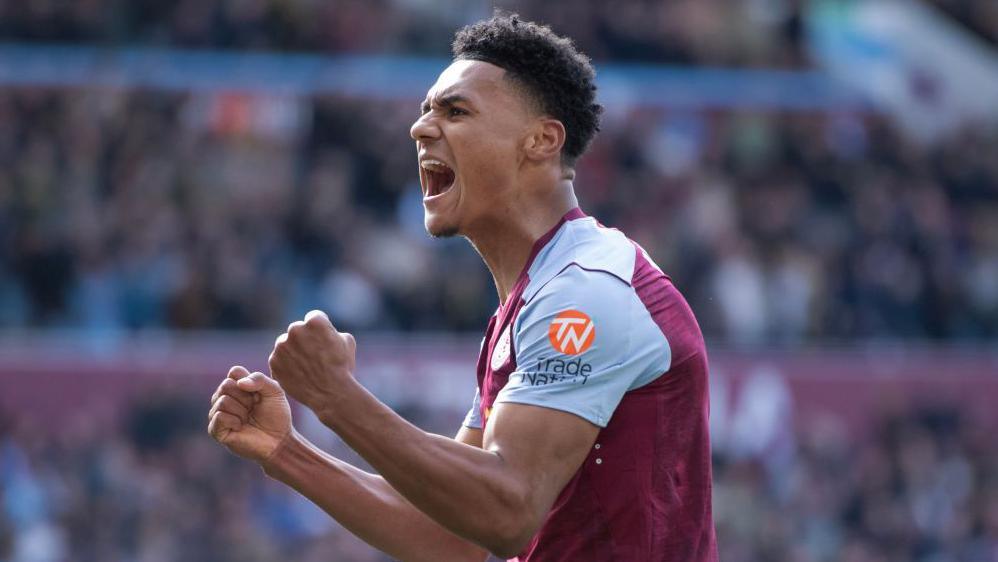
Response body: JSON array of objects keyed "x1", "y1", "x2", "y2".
[{"x1": 208, "y1": 13, "x2": 717, "y2": 561}]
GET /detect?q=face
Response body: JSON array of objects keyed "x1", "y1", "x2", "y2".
[{"x1": 410, "y1": 59, "x2": 534, "y2": 237}]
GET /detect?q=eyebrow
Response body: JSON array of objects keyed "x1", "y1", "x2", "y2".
[{"x1": 420, "y1": 94, "x2": 471, "y2": 115}]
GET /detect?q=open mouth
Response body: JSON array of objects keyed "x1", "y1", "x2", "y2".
[{"x1": 421, "y1": 159, "x2": 456, "y2": 198}]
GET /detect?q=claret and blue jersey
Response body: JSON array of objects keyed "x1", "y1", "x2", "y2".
[{"x1": 464, "y1": 208, "x2": 718, "y2": 561}]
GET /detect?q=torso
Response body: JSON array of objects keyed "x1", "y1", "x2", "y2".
[{"x1": 475, "y1": 209, "x2": 718, "y2": 561}]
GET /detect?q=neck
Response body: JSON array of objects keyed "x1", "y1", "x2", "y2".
[{"x1": 466, "y1": 180, "x2": 578, "y2": 304}]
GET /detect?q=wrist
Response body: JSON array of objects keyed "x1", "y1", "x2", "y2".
[
  {"x1": 313, "y1": 372, "x2": 362, "y2": 429},
  {"x1": 260, "y1": 428, "x2": 301, "y2": 477}
]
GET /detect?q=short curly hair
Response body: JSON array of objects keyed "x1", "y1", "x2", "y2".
[{"x1": 452, "y1": 13, "x2": 603, "y2": 166}]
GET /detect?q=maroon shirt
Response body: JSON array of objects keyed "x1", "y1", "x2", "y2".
[{"x1": 472, "y1": 209, "x2": 718, "y2": 561}]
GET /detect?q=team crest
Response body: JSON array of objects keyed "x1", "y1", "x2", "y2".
[
  {"x1": 548, "y1": 310, "x2": 595, "y2": 355},
  {"x1": 490, "y1": 325, "x2": 511, "y2": 370}
]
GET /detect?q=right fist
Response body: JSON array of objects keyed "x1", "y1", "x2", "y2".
[{"x1": 208, "y1": 366, "x2": 292, "y2": 463}]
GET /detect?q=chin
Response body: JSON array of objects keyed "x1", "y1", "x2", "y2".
[{"x1": 424, "y1": 215, "x2": 460, "y2": 238}]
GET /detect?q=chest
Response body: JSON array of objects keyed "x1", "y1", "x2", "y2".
[{"x1": 475, "y1": 297, "x2": 527, "y2": 426}]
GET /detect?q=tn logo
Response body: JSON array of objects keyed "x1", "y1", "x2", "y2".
[{"x1": 548, "y1": 310, "x2": 595, "y2": 355}]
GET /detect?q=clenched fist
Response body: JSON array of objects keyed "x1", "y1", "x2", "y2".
[
  {"x1": 208, "y1": 366, "x2": 292, "y2": 463},
  {"x1": 269, "y1": 310, "x2": 357, "y2": 417}
]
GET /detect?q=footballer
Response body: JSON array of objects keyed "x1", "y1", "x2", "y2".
[{"x1": 209, "y1": 13, "x2": 718, "y2": 561}]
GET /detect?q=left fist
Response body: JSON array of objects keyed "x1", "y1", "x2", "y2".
[{"x1": 269, "y1": 310, "x2": 357, "y2": 415}]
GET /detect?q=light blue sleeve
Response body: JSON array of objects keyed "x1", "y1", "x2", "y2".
[
  {"x1": 495, "y1": 265, "x2": 647, "y2": 427},
  {"x1": 462, "y1": 388, "x2": 483, "y2": 429}
]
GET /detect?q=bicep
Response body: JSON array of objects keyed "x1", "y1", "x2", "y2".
[{"x1": 484, "y1": 403, "x2": 599, "y2": 522}]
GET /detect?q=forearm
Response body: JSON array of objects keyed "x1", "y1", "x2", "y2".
[
  {"x1": 318, "y1": 384, "x2": 535, "y2": 556},
  {"x1": 261, "y1": 430, "x2": 486, "y2": 562}
]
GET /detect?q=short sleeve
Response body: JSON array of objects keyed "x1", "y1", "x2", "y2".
[
  {"x1": 462, "y1": 387, "x2": 483, "y2": 429},
  {"x1": 495, "y1": 265, "x2": 645, "y2": 427}
]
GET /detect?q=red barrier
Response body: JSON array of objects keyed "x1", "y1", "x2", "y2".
[{"x1": 1, "y1": 333, "x2": 996, "y2": 437}]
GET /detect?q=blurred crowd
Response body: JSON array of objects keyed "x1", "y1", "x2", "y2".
[
  {"x1": 0, "y1": 0, "x2": 808, "y2": 67},
  {"x1": 714, "y1": 402, "x2": 998, "y2": 562},
  {"x1": 0, "y1": 393, "x2": 993, "y2": 561},
  {"x1": 0, "y1": 393, "x2": 418, "y2": 562},
  {"x1": 927, "y1": 0, "x2": 998, "y2": 45},
  {"x1": 2, "y1": 3, "x2": 995, "y2": 562},
  {"x1": 6, "y1": 0, "x2": 996, "y2": 68},
  {"x1": 1, "y1": 87, "x2": 996, "y2": 342}
]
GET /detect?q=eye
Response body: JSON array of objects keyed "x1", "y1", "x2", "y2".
[{"x1": 448, "y1": 107, "x2": 467, "y2": 118}]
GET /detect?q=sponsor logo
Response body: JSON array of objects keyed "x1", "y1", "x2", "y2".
[
  {"x1": 512, "y1": 356, "x2": 593, "y2": 386},
  {"x1": 548, "y1": 310, "x2": 595, "y2": 355},
  {"x1": 490, "y1": 325, "x2": 511, "y2": 371}
]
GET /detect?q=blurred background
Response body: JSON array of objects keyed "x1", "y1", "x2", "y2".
[{"x1": 1, "y1": 0, "x2": 997, "y2": 560}]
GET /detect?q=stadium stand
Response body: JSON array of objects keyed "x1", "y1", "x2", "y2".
[{"x1": 1, "y1": 1, "x2": 996, "y2": 560}]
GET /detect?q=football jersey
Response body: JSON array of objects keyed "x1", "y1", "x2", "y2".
[{"x1": 464, "y1": 208, "x2": 718, "y2": 561}]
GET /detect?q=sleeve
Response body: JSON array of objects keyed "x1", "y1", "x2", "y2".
[
  {"x1": 495, "y1": 265, "x2": 640, "y2": 427},
  {"x1": 462, "y1": 387, "x2": 483, "y2": 429}
]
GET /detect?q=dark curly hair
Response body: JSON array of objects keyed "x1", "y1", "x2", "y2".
[{"x1": 452, "y1": 13, "x2": 603, "y2": 166}]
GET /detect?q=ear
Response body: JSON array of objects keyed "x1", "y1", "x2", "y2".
[{"x1": 523, "y1": 118, "x2": 566, "y2": 162}]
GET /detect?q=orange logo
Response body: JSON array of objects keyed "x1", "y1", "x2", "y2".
[{"x1": 548, "y1": 310, "x2": 595, "y2": 355}]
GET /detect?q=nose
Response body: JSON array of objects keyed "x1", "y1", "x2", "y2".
[{"x1": 410, "y1": 113, "x2": 440, "y2": 144}]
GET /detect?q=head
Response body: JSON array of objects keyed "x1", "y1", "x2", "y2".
[{"x1": 410, "y1": 13, "x2": 603, "y2": 238}]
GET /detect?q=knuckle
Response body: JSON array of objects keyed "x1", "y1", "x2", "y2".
[{"x1": 305, "y1": 311, "x2": 328, "y2": 327}]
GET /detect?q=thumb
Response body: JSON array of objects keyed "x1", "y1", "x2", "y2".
[{"x1": 236, "y1": 372, "x2": 283, "y2": 397}]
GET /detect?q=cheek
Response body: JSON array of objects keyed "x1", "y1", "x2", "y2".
[{"x1": 459, "y1": 135, "x2": 519, "y2": 190}]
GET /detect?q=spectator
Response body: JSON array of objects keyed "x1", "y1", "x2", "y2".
[
  {"x1": 1, "y1": 88, "x2": 996, "y2": 341},
  {"x1": 1, "y1": 393, "x2": 994, "y2": 561}
]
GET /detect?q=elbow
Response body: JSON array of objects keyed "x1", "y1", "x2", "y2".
[
  {"x1": 489, "y1": 542, "x2": 532, "y2": 560},
  {"x1": 481, "y1": 491, "x2": 540, "y2": 558},
  {"x1": 485, "y1": 526, "x2": 535, "y2": 560}
]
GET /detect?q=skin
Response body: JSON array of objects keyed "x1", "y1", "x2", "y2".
[{"x1": 208, "y1": 60, "x2": 600, "y2": 560}]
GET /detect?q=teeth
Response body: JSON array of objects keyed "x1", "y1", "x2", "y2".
[{"x1": 420, "y1": 159, "x2": 451, "y2": 172}]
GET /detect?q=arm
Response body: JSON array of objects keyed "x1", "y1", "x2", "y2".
[
  {"x1": 455, "y1": 425, "x2": 484, "y2": 448},
  {"x1": 316, "y1": 383, "x2": 598, "y2": 557},
  {"x1": 269, "y1": 313, "x2": 598, "y2": 556},
  {"x1": 261, "y1": 429, "x2": 488, "y2": 562},
  {"x1": 208, "y1": 366, "x2": 488, "y2": 562},
  {"x1": 270, "y1": 269, "x2": 637, "y2": 556}
]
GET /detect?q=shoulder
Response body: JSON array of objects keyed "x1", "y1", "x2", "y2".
[
  {"x1": 512, "y1": 264, "x2": 635, "y2": 364},
  {"x1": 523, "y1": 217, "x2": 637, "y2": 304},
  {"x1": 520, "y1": 265, "x2": 632, "y2": 322}
]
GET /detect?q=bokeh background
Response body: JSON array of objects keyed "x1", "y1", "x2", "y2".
[{"x1": 1, "y1": 1, "x2": 997, "y2": 561}]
